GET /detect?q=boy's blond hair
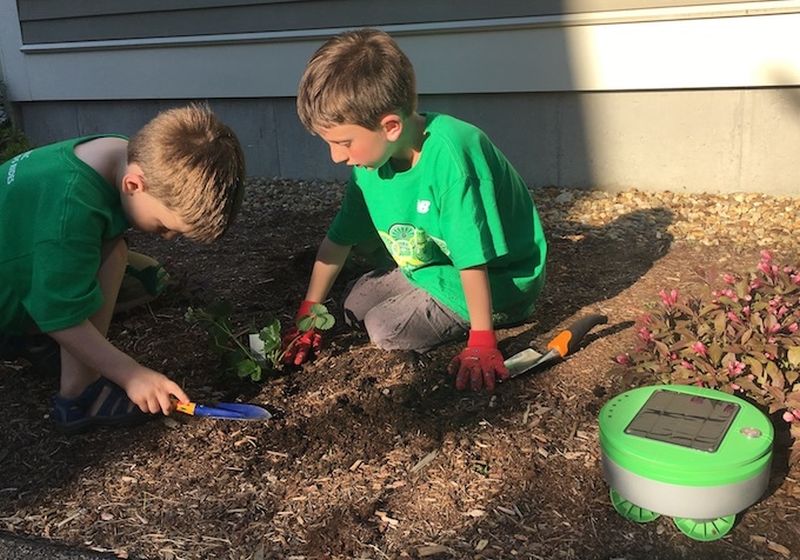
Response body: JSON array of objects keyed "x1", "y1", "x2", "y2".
[
  {"x1": 127, "y1": 104, "x2": 245, "y2": 243},
  {"x1": 297, "y1": 28, "x2": 417, "y2": 132}
]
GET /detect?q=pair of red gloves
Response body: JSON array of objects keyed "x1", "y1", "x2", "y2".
[{"x1": 282, "y1": 301, "x2": 509, "y2": 392}]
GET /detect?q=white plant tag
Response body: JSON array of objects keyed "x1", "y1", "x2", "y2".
[{"x1": 248, "y1": 333, "x2": 267, "y2": 360}]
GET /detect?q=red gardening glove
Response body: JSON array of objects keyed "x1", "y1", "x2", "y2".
[
  {"x1": 281, "y1": 300, "x2": 323, "y2": 365},
  {"x1": 447, "y1": 330, "x2": 509, "y2": 392}
]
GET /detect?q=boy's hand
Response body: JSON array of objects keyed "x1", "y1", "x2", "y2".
[
  {"x1": 281, "y1": 327, "x2": 323, "y2": 365},
  {"x1": 281, "y1": 299, "x2": 322, "y2": 365},
  {"x1": 447, "y1": 330, "x2": 509, "y2": 392},
  {"x1": 122, "y1": 367, "x2": 190, "y2": 415}
]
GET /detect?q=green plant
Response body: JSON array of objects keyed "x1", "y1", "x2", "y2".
[
  {"x1": 0, "y1": 80, "x2": 31, "y2": 164},
  {"x1": 0, "y1": 126, "x2": 31, "y2": 164},
  {"x1": 185, "y1": 301, "x2": 335, "y2": 382},
  {"x1": 619, "y1": 251, "x2": 800, "y2": 460}
]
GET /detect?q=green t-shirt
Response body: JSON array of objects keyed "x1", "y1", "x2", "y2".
[
  {"x1": 0, "y1": 136, "x2": 129, "y2": 334},
  {"x1": 327, "y1": 113, "x2": 547, "y2": 324}
]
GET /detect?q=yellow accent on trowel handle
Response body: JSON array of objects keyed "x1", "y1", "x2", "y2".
[{"x1": 175, "y1": 402, "x2": 196, "y2": 415}]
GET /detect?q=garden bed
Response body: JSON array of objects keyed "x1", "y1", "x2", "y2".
[{"x1": 1, "y1": 180, "x2": 799, "y2": 560}]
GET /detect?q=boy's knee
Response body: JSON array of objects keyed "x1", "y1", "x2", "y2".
[{"x1": 363, "y1": 308, "x2": 410, "y2": 351}]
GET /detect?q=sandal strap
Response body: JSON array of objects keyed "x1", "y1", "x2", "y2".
[{"x1": 51, "y1": 377, "x2": 148, "y2": 434}]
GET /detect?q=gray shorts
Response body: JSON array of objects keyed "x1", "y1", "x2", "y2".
[{"x1": 342, "y1": 268, "x2": 469, "y2": 352}]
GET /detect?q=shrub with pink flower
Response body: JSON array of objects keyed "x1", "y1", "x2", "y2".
[{"x1": 620, "y1": 252, "x2": 800, "y2": 461}]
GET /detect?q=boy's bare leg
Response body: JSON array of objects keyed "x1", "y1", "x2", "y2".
[{"x1": 59, "y1": 237, "x2": 128, "y2": 398}]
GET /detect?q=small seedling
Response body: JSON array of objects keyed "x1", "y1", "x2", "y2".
[{"x1": 185, "y1": 301, "x2": 335, "y2": 382}]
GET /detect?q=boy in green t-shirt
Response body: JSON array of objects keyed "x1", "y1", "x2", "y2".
[
  {"x1": 0, "y1": 104, "x2": 246, "y2": 432},
  {"x1": 284, "y1": 29, "x2": 547, "y2": 392}
]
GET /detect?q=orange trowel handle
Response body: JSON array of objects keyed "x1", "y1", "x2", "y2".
[{"x1": 546, "y1": 314, "x2": 608, "y2": 358}]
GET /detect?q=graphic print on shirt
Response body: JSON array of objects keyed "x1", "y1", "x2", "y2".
[{"x1": 378, "y1": 223, "x2": 450, "y2": 271}]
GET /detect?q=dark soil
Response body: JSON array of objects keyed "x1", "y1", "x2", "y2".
[{"x1": 1, "y1": 181, "x2": 799, "y2": 560}]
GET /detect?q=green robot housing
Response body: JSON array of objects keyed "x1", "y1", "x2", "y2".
[{"x1": 599, "y1": 385, "x2": 773, "y2": 541}]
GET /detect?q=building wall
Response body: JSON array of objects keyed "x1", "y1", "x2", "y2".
[{"x1": 2, "y1": 0, "x2": 800, "y2": 195}]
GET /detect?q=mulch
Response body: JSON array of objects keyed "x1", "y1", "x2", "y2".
[{"x1": 1, "y1": 180, "x2": 799, "y2": 560}]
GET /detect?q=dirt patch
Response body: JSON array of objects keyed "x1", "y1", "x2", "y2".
[{"x1": 1, "y1": 181, "x2": 799, "y2": 560}]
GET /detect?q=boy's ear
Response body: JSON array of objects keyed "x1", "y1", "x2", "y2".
[
  {"x1": 121, "y1": 164, "x2": 146, "y2": 195},
  {"x1": 380, "y1": 113, "x2": 403, "y2": 142}
]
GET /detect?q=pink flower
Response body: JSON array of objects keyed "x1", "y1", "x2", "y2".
[
  {"x1": 722, "y1": 273, "x2": 736, "y2": 285},
  {"x1": 730, "y1": 383, "x2": 740, "y2": 391},
  {"x1": 760, "y1": 250, "x2": 773, "y2": 263},
  {"x1": 791, "y1": 272, "x2": 800, "y2": 284},
  {"x1": 783, "y1": 411, "x2": 795, "y2": 423},
  {"x1": 638, "y1": 327, "x2": 653, "y2": 343},
  {"x1": 757, "y1": 262, "x2": 776, "y2": 278},
  {"x1": 742, "y1": 306, "x2": 751, "y2": 317},
  {"x1": 691, "y1": 341, "x2": 708, "y2": 357},
  {"x1": 727, "y1": 360, "x2": 745, "y2": 376},
  {"x1": 681, "y1": 360, "x2": 696, "y2": 371},
  {"x1": 768, "y1": 323, "x2": 781, "y2": 334},
  {"x1": 659, "y1": 289, "x2": 679, "y2": 308},
  {"x1": 614, "y1": 354, "x2": 631, "y2": 366},
  {"x1": 726, "y1": 311, "x2": 741, "y2": 324},
  {"x1": 793, "y1": 409, "x2": 800, "y2": 421},
  {"x1": 721, "y1": 288, "x2": 737, "y2": 300},
  {"x1": 749, "y1": 279, "x2": 763, "y2": 290},
  {"x1": 789, "y1": 323, "x2": 799, "y2": 333}
]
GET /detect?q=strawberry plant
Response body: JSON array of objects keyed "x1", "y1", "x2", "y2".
[
  {"x1": 185, "y1": 301, "x2": 334, "y2": 382},
  {"x1": 618, "y1": 251, "x2": 800, "y2": 461}
]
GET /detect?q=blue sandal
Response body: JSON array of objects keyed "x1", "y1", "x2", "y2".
[{"x1": 51, "y1": 377, "x2": 150, "y2": 434}]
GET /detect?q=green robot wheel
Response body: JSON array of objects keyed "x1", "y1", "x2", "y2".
[
  {"x1": 610, "y1": 488, "x2": 660, "y2": 523},
  {"x1": 673, "y1": 515, "x2": 735, "y2": 541}
]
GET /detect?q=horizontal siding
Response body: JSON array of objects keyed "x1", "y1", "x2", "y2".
[
  {"x1": 18, "y1": 0, "x2": 755, "y2": 44},
  {"x1": 17, "y1": 89, "x2": 800, "y2": 196}
]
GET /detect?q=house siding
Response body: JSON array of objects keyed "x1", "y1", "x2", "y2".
[
  {"x1": 3, "y1": 0, "x2": 800, "y2": 195},
  {"x1": 18, "y1": 0, "x2": 754, "y2": 44}
]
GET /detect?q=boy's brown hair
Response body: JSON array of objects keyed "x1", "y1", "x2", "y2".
[
  {"x1": 127, "y1": 104, "x2": 245, "y2": 242},
  {"x1": 297, "y1": 28, "x2": 417, "y2": 132}
]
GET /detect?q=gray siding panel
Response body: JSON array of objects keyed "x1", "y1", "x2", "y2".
[
  {"x1": 18, "y1": 88, "x2": 800, "y2": 196},
  {"x1": 17, "y1": 1, "x2": 302, "y2": 20},
  {"x1": 18, "y1": 0, "x2": 755, "y2": 44}
]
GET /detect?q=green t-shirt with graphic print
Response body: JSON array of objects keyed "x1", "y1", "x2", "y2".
[
  {"x1": 327, "y1": 113, "x2": 547, "y2": 324},
  {"x1": 0, "y1": 136, "x2": 130, "y2": 334}
]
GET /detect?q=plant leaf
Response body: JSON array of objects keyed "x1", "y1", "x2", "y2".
[
  {"x1": 316, "y1": 313, "x2": 335, "y2": 331},
  {"x1": 236, "y1": 358, "x2": 261, "y2": 381},
  {"x1": 788, "y1": 347, "x2": 800, "y2": 367},
  {"x1": 297, "y1": 315, "x2": 315, "y2": 332},
  {"x1": 310, "y1": 303, "x2": 328, "y2": 315}
]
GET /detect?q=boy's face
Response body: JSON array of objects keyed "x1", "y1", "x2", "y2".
[
  {"x1": 120, "y1": 167, "x2": 192, "y2": 240},
  {"x1": 317, "y1": 118, "x2": 400, "y2": 170}
]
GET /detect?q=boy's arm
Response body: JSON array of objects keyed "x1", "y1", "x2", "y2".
[
  {"x1": 49, "y1": 320, "x2": 190, "y2": 414},
  {"x1": 283, "y1": 236, "x2": 352, "y2": 365},
  {"x1": 304, "y1": 236, "x2": 352, "y2": 302},
  {"x1": 447, "y1": 265, "x2": 509, "y2": 392},
  {"x1": 460, "y1": 266, "x2": 493, "y2": 331}
]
